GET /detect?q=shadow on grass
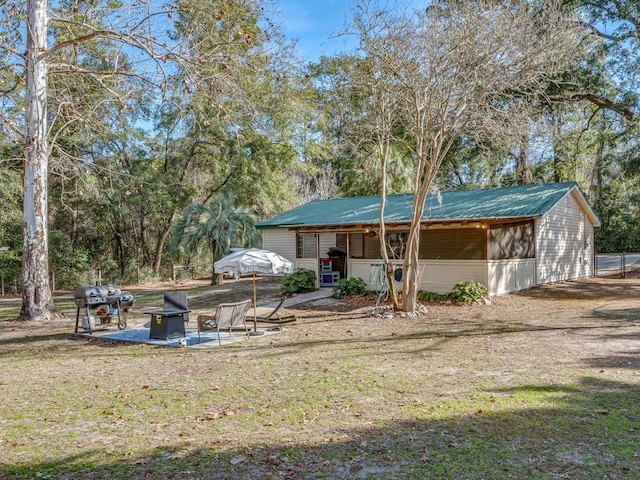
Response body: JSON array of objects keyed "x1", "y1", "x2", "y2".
[
  {"x1": 1, "y1": 310, "x2": 636, "y2": 363},
  {"x1": 513, "y1": 277, "x2": 640, "y2": 302},
  {"x1": 2, "y1": 377, "x2": 638, "y2": 480},
  {"x1": 245, "y1": 315, "x2": 640, "y2": 362}
]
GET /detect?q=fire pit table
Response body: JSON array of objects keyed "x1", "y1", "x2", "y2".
[{"x1": 144, "y1": 309, "x2": 189, "y2": 340}]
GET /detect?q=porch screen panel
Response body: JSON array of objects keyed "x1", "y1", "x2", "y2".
[
  {"x1": 364, "y1": 235, "x2": 380, "y2": 258},
  {"x1": 489, "y1": 221, "x2": 534, "y2": 260},
  {"x1": 419, "y1": 228, "x2": 486, "y2": 260},
  {"x1": 349, "y1": 233, "x2": 382, "y2": 259},
  {"x1": 349, "y1": 233, "x2": 364, "y2": 258},
  {"x1": 336, "y1": 234, "x2": 347, "y2": 254}
]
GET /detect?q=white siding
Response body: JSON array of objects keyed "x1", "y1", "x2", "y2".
[
  {"x1": 536, "y1": 192, "x2": 592, "y2": 284},
  {"x1": 418, "y1": 260, "x2": 487, "y2": 294},
  {"x1": 352, "y1": 259, "x2": 488, "y2": 294},
  {"x1": 349, "y1": 260, "x2": 381, "y2": 289},
  {"x1": 584, "y1": 221, "x2": 594, "y2": 277},
  {"x1": 295, "y1": 259, "x2": 319, "y2": 288},
  {"x1": 354, "y1": 259, "x2": 538, "y2": 296},
  {"x1": 262, "y1": 229, "x2": 296, "y2": 262},
  {"x1": 488, "y1": 259, "x2": 536, "y2": 295}
]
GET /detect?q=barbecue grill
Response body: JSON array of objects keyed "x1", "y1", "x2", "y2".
[{"x1": 74, "y1": 284, "x2": 134, "y2": 334}]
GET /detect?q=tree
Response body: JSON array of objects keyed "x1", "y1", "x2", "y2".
[
  {"x1": 574, "y1": 0, "x2": 639, "y2": 121},
  {"x1": 353, "y1": 0, "x2": 582, "y2": 313},
  {"x1": 20, "y1": 0, "x2": 58, "y2": 320},
  {"x1": 170, "y1": 193, "x2": 260, "y2": 284},
  {"x1": 306, "y1": 55, "x2": 415, "y2": 198},
  {"x1": 1, "y1": 0, "x2": 297, "y2": 318}
]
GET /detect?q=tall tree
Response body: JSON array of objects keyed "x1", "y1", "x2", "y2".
[
  {"x1": 1, "y1": 0, "x2": 300, "y2": 318},
  {"x1": 21, "y1": 0, "x2": 57, "y2": 320},
  {"x1": 354, "y1": 0, "x2": 582, "y2": 313}
]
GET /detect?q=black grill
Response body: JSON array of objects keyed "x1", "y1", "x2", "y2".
[
  {"x1": 119, "y1": 292, "x2": 134, "y2": 308},
  {"x1": 73, "y1": 284, "x2": 134, "y2": 334}
]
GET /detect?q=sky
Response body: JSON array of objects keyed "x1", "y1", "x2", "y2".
[{"x1": 277, "y1": 0, "x2": 357, "y2": 62}]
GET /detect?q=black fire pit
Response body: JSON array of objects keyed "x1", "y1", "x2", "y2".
[{"x1": 74, "y1": 285, "x2": 134, "y2": 334}]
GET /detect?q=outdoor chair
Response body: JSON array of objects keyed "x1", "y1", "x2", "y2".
[
  {"x1": 197, "y1": 299, "x2": 252, "y2": 345},
  {"x1": 251, "y1": 297, "x2": 297, "y2": 331},
  {"x1": 164, "y1": 290, "x2": 189, "y2": 324}
]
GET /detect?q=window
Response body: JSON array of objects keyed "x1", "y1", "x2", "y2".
[{"x1": 296, "y1": 233, "x2": 317, "y2": 259}]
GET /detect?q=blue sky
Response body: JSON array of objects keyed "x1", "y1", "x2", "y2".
[{"x1": 278, "y1": 0, "x2": 357, "y2": 62}]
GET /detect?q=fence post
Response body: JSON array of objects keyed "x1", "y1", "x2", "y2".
[{"x1": 622, "y1": 252, "x2": 626, "y2": 278}]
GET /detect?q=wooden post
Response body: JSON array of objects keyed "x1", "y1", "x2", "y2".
[{"x1": 253, "y1": 273, "x2": 257, "y2": 330}]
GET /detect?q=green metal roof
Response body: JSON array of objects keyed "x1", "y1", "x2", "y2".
[{"x1": 257, "y1": 182, "x2": 601, "y2": 229}]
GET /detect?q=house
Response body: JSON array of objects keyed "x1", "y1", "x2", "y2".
[{"x1": 256, "y1": 182, "x2": 601, "y2": 296}]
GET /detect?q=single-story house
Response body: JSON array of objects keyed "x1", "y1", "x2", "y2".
[{"x1": 256, "y1": 181, "x2": 601, "y2": 296}]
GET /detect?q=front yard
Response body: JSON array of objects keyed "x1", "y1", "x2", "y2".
[{"x1": 0, "y1": 275, "x2": 638, "y2": 479}]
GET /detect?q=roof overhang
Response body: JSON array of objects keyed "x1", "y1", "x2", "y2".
[{"x1": 277, "y1": 217, "x2": 539, "y2": 233}]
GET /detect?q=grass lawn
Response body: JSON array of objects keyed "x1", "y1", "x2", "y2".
[{"x1": 0, "y1": 276, "x2": 639, "y2": 479}]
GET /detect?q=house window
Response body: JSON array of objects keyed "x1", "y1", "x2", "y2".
[{"x1": 296, "y1": 233, "x2": 317, "y2": 259}]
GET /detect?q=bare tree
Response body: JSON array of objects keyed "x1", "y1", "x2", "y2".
[
  {"x1": 368, "y1": 66, "x2": 401, "y2": 310},
  {"x1": 354, "y1": 0, "x2": 583, "y2": 313}
]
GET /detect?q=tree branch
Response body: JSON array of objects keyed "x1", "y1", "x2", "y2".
[{"x1": 572, "y1": 93, "x2": 636, "y2": 121}]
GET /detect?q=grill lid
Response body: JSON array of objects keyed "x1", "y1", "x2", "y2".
[{"x1": 74, "y1": 285, "x2": 132, "y2": 307}]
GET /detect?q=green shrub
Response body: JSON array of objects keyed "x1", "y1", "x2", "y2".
[
  {"x1": 450, "y1": 280, "x2": 487, "y2": 304},
  {"x1": 418, "y1": 290, "x2": 448, "y2": 303},
  {"x1": 332, "y1": 277, "x2": 367, "y2": 298},
  {"x1": 280, "y1": 269, "x2": 317, "y2": 295}
]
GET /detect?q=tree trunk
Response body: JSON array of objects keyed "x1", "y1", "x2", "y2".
[
  {"x1": 153, "y1": 213, "x2": 177, "y2": 275},
  {"x1": 402, "y1": 153, "x2": 432, "y2": 315},
  {"x1": 210, "y1": 242, "x2": 223, "y2": 285},
  {"x1": 552, "y1": 115, "x2": 563, "y2": 183},
  {"x1": 19, "y1": 0, "x2": 58, "y2": 321},
  {"x1": 402, "y1": 214, "x2": 422, "y2": 315},
  {"x1": 517, "y1": 135, "x2": 531, "y2": 185},
  {"x1": 374, "y1": 88, "x2": 399, "y2": 310}
]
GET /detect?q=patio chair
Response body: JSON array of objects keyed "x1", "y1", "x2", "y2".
[
  {"x1": 197, "y1": 299, "x2": 252, "y2": 345},
  {"x1": 164, "y1": 290, "x2": 189, "y2": 324},
  {"x1": 251, "y1": 297, "x2": 297, "y2": 330}
]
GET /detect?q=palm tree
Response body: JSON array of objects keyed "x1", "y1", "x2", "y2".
[{"x1": 170, "y1": 193, "x2": 260, "y2": 284}]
